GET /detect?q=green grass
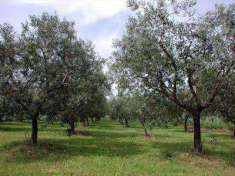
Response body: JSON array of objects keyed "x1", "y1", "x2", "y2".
[{"x1": 0, "y1": 120, "x2": 235, "y2": 176}]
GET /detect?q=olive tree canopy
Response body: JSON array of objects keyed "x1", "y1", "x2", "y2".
[{"x1": 113, "y1": 0, "x2": 235, "y2": 153}]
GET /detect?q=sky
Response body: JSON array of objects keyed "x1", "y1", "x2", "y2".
[{"x1": 0, "y1": 0, "x2": 234, "y2": 59}]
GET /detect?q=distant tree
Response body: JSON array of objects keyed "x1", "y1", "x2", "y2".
[
  {"x1": 79, "y1": 62, "x2": 109, "y2": 127},
  {"x1": 113, "y1": 1, "x2": 234, "y2": 153},
  {"x1": 109, "y1": 95, "x2": 131, "y2": 127},
  {"x1": 60, "y1": 47, "x2": 109, "y2": 133},
  {"x1": 137, "y1": 94, "x2": 183, "y2": 136},
  {"x1": 57, "y1": 40, "x2": 98, "y2": 134},
  {"x1": 182, "y1": 112, "x2": 191, "y2": 132}
]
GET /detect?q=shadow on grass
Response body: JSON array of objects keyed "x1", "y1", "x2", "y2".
[
  {"x1": 0, "y1": 126, "x2": 31, "y2": 132},
  {"x1": 204, "y1": 140, "x2": 235, "y2": 166},
  {"x1": 152, "y1": 139, "x2": 235, "y2": 166},
  {"x1": 2, "y1": 130, "x2": 143, "y2": 163},
  {"x1": 0, "y1": 126, "x2": 66, "y2": 133},
  {"x1": 91, "y1": 124, "x2": 124, "y2": 130},
  {"x1": 0, "y1": 121, "x2": 143, "y2": 141},
  {"x1": 2, "y1": 121, "x2": 234, "y2": 166},
  {"x1": 82, "y1": 129, "x2": 140, "y2": 139},
  {"x1": 205, "y1": 148, "x2": 235, "y2": 166},
  {"x1": 86, "y1": 128, "x2": 174, "y2": 139},
  {"x1": 208, "y1": 132, "x2": 235, "y2": 140},
  {"x1": 0, "y1": 122, "x2": 65, "y2": 133},
  {"x1": 152, "y1": 141, "x2": 192, "y2": 159}
]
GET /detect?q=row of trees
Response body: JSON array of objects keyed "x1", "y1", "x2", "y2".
[
  {"x1": 108, "y1": 93, "x2": 183, "y2": 136},
  {"x1": 112, "y1": 0, "x2": 235, "y2": 154},
  {"x1": 0, "y1": 1, "x2": 234, "y2": 156},
  {"x1": 0, "y1": 13, "x2": 109, "y2": 144}
]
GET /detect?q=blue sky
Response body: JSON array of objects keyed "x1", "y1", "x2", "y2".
[{"x1": 0, "y1": 0, "x2": 234, "y2": 58}]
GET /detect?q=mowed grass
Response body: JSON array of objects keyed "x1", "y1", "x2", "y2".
[{"x1": 0, "y1": 120, "x2": 235, "y2": 176}]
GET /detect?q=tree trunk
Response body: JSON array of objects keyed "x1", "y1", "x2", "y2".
[
  {"x1": 184, "y1": 115, "x2": 189, "y2": 132},
  {"x1": 124, "y1": 118, "x2": 130, "y2": 128},
  {"x1": 193, "y1": 111, "x2": 203, "y2": 154},
  {"x1": 143, "y1": 124, "x2": 149, "y2": 137},
  {"x1": 70, "y1": 120, "x2": 75, "y2": 134},
  {"x1": 31, "y1": 114, "x2": 38, "y2": 145},
  {"x1": 139, "y1": 118, "x2": 150, "y2": 137}
]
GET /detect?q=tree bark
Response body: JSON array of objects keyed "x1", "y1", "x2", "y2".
[
  {"x1": 184, "y1": 115, "x2": 189, "y2": 132},
  {"x1": 193, "y1": 111, "x2": 203, "y2": 154},
  {"x1": 31, "y1": 114, "x2": 38, "y2": 145}
]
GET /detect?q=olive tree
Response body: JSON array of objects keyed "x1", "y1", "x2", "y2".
[
  {"x1": 215, "y1": 75, "x2": 235, "y2": 137},
  {"x1": 109, "y1": 95, "x2": 131, "y2": 127},
  {"x1": 0, "y1": 24, "x2": 23, "y2": 122},
  {"x1": 0, "y1": 13, "x2": 93, "y2": 144},
  {"x1": 60, "y1": 47, "x2": 109, "y2": 133},
  {"x1": 113, "y1": 1, "x2": 234, "y2": 153}
]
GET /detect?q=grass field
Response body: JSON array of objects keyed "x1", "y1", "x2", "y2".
[{"x1": 0, "y1": 120, "x2": 235, "y2": 176}]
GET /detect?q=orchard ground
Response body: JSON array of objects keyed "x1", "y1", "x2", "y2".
[{"x1": 0, "y1": 119, "x2": 235, "y2": 176}]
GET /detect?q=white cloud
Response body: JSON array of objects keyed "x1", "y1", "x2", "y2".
[
  {"x1": 93, "y1": 32, "x2": 119, "y2": 58},
  {"x1": 5, "y1": 0, "x2": 130, "y2": 59},
  {"x1": 13, "y1": 0, "x2": 128, "y2": 26}
]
